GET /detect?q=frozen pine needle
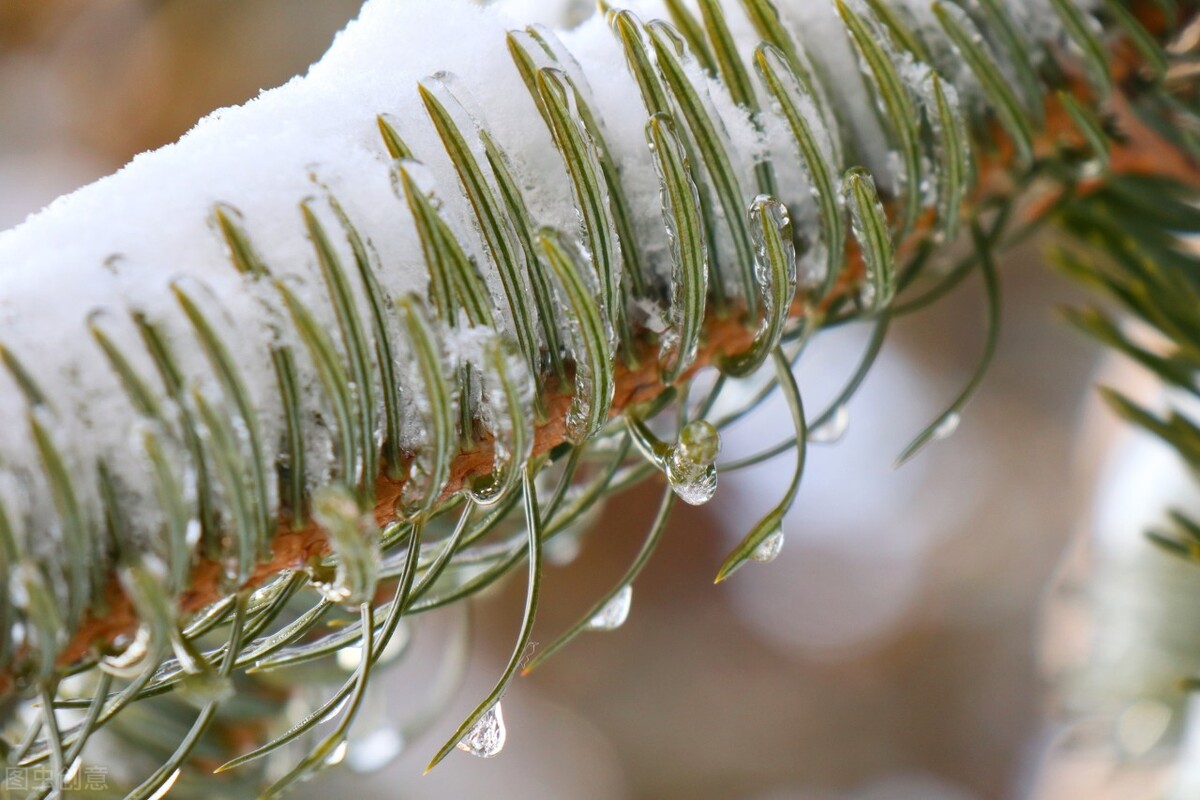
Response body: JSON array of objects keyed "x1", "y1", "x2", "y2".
[{"x1": 0, "y1": 0, "x2": 1193, "y2": 792}]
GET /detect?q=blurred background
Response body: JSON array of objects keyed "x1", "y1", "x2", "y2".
[{"x1": 2, "y1": 1, "x2": 1198, "y2": 798}]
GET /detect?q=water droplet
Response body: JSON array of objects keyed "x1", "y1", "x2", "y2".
[
  {"x1": 751, "y1": 530, "x2": 785, "y2": 564},
  {"x1": 677, "y1": 420, "x2": 720, "y2": 463},
  {"x1": 325, "y1": 740, "x2": 350, "y2": 767},
  {"x1": 146, "y1": 770, "x2": 181, "y2": 800},
  {"x1": 809, "y1": 405, "x2": 850, "y2": 444},
  {"x1": 933, "y1": 412, "x2": 961, "y2": 441},
  {"x1": 587, "y1": 586, "x2": 633, "y2": 631},
  {"x1": 312, "y1": 576, "x2": 354, "y2": 605},
  {"x1": 666, "y1": 451, "x2": 718, "y2": 506},
  {"x1": 456, "y1": 703, "x2": 506, "y2": 758},
  {"x1": 665, "y1": 420, "x2": 720, "y2": 505},
  {"x1": 100, "y1": 624, "x2": 152, "y2": 677}
]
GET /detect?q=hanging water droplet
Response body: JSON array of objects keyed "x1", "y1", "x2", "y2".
[
  {"x1": 666, "y1": 456, "x2": 717, "y2": 505},
  {"x1": 933, "y1": 412, "x2": 961, "y2": 441},
  {"x1": 100, "y1": 624, "x2": 152, "y2": 677},
  {"x1": 325, "y1": 740, "x2": 350, "y2": 767},
  {"x1": 677, "y1": 420, "x2": 720, "y2": 464},
  {"x1": 665, "y1": 420, "x2": 720, "y2": 505},
  {"x1": 456, "y1": 703, "x2": 506, "y2": 758},
  {"x1": 809, "y1": 405, "x2": 850, "y2": 444},
  {"x1": 146, "y1": 770, "x2": 181, "y2": 800},
  {"x1": 751, "y1": 529, "x2": 785, "y2": 564},
  {"x1": 311, "y1": 570, "x2": 354, "y2": 605},
  {"x1": 587, "y1": 585, "x2": 633, "y2": 631}
]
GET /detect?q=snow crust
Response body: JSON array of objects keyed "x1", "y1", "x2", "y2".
[{"x1": 0, "y1": 0, "x2": 1100, "y2": 609}]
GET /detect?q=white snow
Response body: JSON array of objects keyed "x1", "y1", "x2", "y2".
[{"x1": 0, "y1": 0, "x2": 1102, "y2": 618}]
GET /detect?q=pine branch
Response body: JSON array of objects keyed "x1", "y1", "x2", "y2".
[{"x1": 0, "y1": 0, "x2": 1196, "y2": 794}]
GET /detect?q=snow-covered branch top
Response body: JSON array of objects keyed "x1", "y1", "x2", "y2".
[{"x1": 0, "y1": 0, "x2": 1083, "y2": 621}]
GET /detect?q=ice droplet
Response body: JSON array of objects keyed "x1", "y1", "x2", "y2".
[
  {"x1": 933, "y1": 412, "x2": 961, "y2": 441},
  {"x1": 457, "y1": 703, "x2": 506, "y2": 758},
  {"x1": 146, "y1": 770, "x2": 181, "y2": 800},
  {"x1": 665, "y1": 420, "x2": 720, "y2": 505},
  {"x1": 666, "y1": 451, "x2": 718, "y2": 505},
  {"x1": 808, "y1": 405, "x2": 850, "y2": 444},
  {"x1": 313, "y1": 576, "x2": 354, "y2": 605},
  {"x1": 586, "y1": 585, "x2": 633, "y2": 631},
  {"x1": 677, "y1": 419, "x2": 720, "y2": 463},
  {"x1": 325, "y1": 740, "x2": 350, "y2": 767},
  {"x1": 100, "y1": 624, "x2": 152, "y2": 677},
  {"x1": 751, "y1": 529, "x2": 785, "y2": 564}
]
